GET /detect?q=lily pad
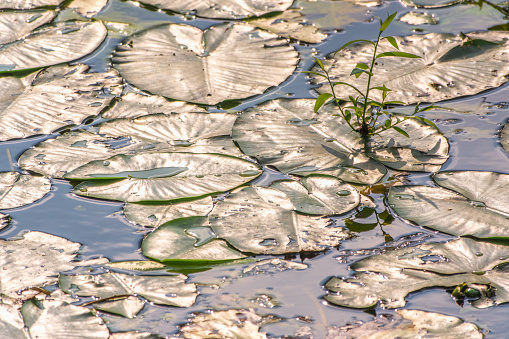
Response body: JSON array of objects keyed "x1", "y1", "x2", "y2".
[
  {"x1": 106, "y1": 260, "x2": 167, "y2": 271},
  {"x1": 399, "y1": 11, "x2": 438, "y2": 25},
  {"x1": 0, "y1": 231, "x2": 108, "y2": 299},
  {"x1": 124, "y1": 196, "x2": 213, "y2": 227},
  {"x1": 388, "y1": 171, "x2": 509, "y2": 238},
  {"x1": 313, "y1": 31, "x2": 509, "y2": 104},
  {"x1": 0, "y1": 0, "x2": 62, "y2": 9},
  {"x1": 0, "y1": 21, "x2": 107, "y2": 71},
  {"x1": 233, "y1": 99, "x2": 448, "y2": 185},
  {"x1": 134, "y1": 0, "x2": 293, "y2": 19},
  {"x1": 0, "y1": 10, "x2": 56, "y2": 45},
  {"x1": 92, "y1": 296, "x2": 145, "y2": 319},
  {"x1": 0, "y1": 213, "x2": 9, "y2": 230},
  {"x1": 0, "y1": 172, "x2": 50, "y2": 209},
  {"x1": 209, "y1": 185, "x2": 350, "y2": 254},
  {"x1": 59, "y1": 272, "x2": 198, "y2": 307},
  {"x1": 0, "y1": 64, "x2": 122, "y2": 141},
  {"x1": 67, "y1": 152, "x2": 262, "y2": 202},
  {"x1": 0, "y1": 303, "x2": 28, "y2": 338},
  {"x1": 20, "y1": 299, "x2": 110, "y2": 338},
  {"x1": 325, "y1": 237, "x2": 509, "y2": 309},
  {"x1": 68, "y1": 0, "x2": 108, "y2": 18},
  {"x1": 141, "y1": 216, "x2": 247, "y2": 262},
  {"x1": 102, "y1": 93, "x2": 205, "y2": 119},
  {"x1": 327, "y1": 309, "x2": 482, "y2": 338},
  {"x1": 113, "y1": 23, "x2": 298, "y2": 105}
]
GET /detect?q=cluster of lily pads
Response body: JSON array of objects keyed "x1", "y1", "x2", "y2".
[{"x1": 1, "y1": 0, "x2": 509, "y2": 337}]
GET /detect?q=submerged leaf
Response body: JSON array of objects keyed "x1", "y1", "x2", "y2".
[
  {"x1": 327, "y1": 309, "x2": 482, "y2": 338},
  {"x1": 0, "y1": 64, "x2": 122, "y2": 141},
  {"x1": 60, "y1": 272, "x2": 197, "y2": 307},
  {"x1": 0, "y1": 231, "x2": 108, "y2": 299},
  {"x1": 388, "y1": 171, "x2": 509, "y2": 238},
  {"x1": 66, "y1": 152, "x2": 262, "y2": 202},
  {"x1": 0, "y1": 21, "x2": 107, "y2": 71},
  {"x1": 314, "y1": 31, "x2": 509, "y2": 103},
  {"x1": 142, "y1": 216, "x2": 246, "y2": 262},
  {"x1": 0, "y1": 172, "x2": 50, "y2": 209},
  {"x1": 325, "y1": 238, "x2": 509, "y2": 309},
  {"x1": 133, "y1": 0, "x2": 293, "y2": 19},
  {"x1": 233, "y1": 99, "x2": 448, "y2": 184},
  {"x1": 113, "y1": 23, "x2": 298, "y2": 105},
  {"x1": 209, "y1": 185, "x2": 350, "y2": 254}
]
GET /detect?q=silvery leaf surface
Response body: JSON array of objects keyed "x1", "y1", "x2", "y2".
[
  {"x1": 0, "y1": 21, "x2": 107, "y2": 71},
  {"x1": 0, "y1": 0, "x2": 62, "y2": 9},
  {"x1": 113, "y1": 23, "x2": 298, "y2": 105},
  {"x1": 388, "y1": 171, "x2": 509, "y2": 238},
  {"x1": 325, "y1": 238, "x2": 509, "y2": 309},
  {"x1": 0, "y1": 303, "x2": 29, "y2": 339},
  {"x1": 135, "y1": 0, "x2": 293, "y2": 19},
  {"x1": 59, "y1": 272, "x2": 197, "y2": 307},
  {"x1": 209, "y1": 186, "x2": 350, "y2": 254},
  {"x1": 66, "y1": 152, "x2": 262, "y2": 202},
  {"x1": 93, "y1": 296, "x2": 145, "y2": 319},
  {"x1": 313, "y1": 31, "x2": 509, "y2": 104},
  {"x1": 0, "y1": 172, "x2": 50, "y2": 209},
  {"x1": 0, "y1": 10, "x2": 56, "y2": 45},
  {"x1": 0, "y1": 64, "x2": 122, "y2": 141}
]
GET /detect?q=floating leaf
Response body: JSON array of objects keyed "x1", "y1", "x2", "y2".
[
  {"x1": 295, "y1": 0, "x2": 371, "y2": 31},
  {"x1": 0, "y1": 10, "x2": 56, "y2": 45},
  {"x1": 93, "y1": 296, "x2": 145, "y2": 319},
  {"x1": 133, "y1": 0, "x2": 293, "y2": 19},
  {"x1": 327, "y1": 309, "x2": 482, "y2": 338},
  {"x1": 106, "y1": 260, "x2": 167, "y2": 271},
  {"x1": 124, "y1": 196, "x2": 213, "y2": 227},
  {"x1": 0, "y1": 21, "x2": 107, "y2": 71},
  {"x1": 313, "y1": 31, "x2": 509, "y2": 103},
  {"x1": 388, "y1": 171, "x2": 509, "y2": 238},
  {"x1": 400, "y1": 0, "x2": 469, "y2": 8},
  {"x1": 242, "y1": 259, "x2": 308, "y2": 274},
  {"x1": 0, "y1": 212, "x2": 9, "y2": 230},
  {"x1": 110, "y1": 332, "x2": 160, "y2": 339},
  {"x1": 0, "y1": 172, "x2": 50, "y2": 209},
  {"x1": 178, "y1": 309, "x2": 276, "y2": 339},
  {"x1": 500, "y1": 122, "x2": 509, "y2": 156},
  {"x1": 233, "y1": 99, "x2": 448, "y2": 185},
  {"x1": 0, "y1": 64, "x2": 122, "y2": 141},
  {"x1": 325, "y1": 238, "x2": 509, "y2": 309},
  {"x1": 209, "y1": 185, "x2": 350, "y2": 254},
  {"x1": 0, "y1": 231, "x2": 108, "y2": 299},
  {"x1": 142, "y1": 216, "x2": 246, "y2": 262},
  {"x1": 66, "y1": 152, "x2": 262, "y2": 202},
  {"x1": 102, "y1": 93, "x2": 205, "y2": 119},
  {"x1": 59, "y1": 272, "x2": 197, "y2": 307},
  {"x1": 399, "y1": 11, "x2": 438, "y2": 25},
  {"x1": 113, "y1": 23, "x2": 298, "y2": 105},
  {"x1": 20, "y1": 299, "x2": 110, "y2": 338},
  {"x1": 0, "y1": 0, "x2": 63, "y2": 9},
  {"x1": 0, "y1": 303, "x2": 28, "y2": 338},
  {"x1": 68, "y1": 0, "x2": 107, "y2": 18}
]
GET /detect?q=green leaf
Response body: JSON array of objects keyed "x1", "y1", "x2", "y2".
[
  {"x1": 371, "y1": 85, "x2": 392, "y2": 92},
  {"x1": 418, "y1": 104, "x2": 439, "y2": 112},
  {"x1": 380, "y1": 12, "x2": 397, "y2": 32},
  {"x1": 376, "y1": 51, "x2": 421, "y2": 59},
  {"x1": 314, "y1": 93, "x2": 333, "y2": 112},
  {"x1": 383, "y1": 36, "x2": 399, "y2": 49},
  {"x1": 384, "y1": 100, "x2": 406, "y2": 105},
  {"x1": 333, "y1": 39, "x2": 376, "y2": 57},
  {"x1": 332, "y1": 81, "x2": 365, "y2": 97},
  {"x1": 350, "y1": 68, "x2": 373, "y2": 78},
  {"x1": 345, "y1": 110, "x2": 352, "y2": 123},
  {"x1": 384, "y1": 120, "x2": 391, "y2": 129},
  {"x1": 300, "y1": 70, "x2": 327, "y2": 78},
  {"x1": 355, "y1": 62, "x2": 369, "y2": 70},
  {"x1": 410, "y1": 116, "x2": 439, "y2": 132},
  {"x1": 314, "y1": 56, "x2": 325, "y2": 71},
  {"x1": 392, "y1": 126, "x2": 409, "y2": 137},
  {"x1": 348, "y1": 96, "x2": 357, "y2": 106}
]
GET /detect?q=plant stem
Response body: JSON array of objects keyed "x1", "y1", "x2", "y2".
[{"x1": 361, "y1": 29, "x2": 383, "y2": 136}]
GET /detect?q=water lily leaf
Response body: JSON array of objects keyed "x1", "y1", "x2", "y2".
[
  {"x1": 248, "y1": 9, "x2": 327, "y2": 43},
  {"x1": 0, "y1": 303, "x2": 29, "y2": 338},
  {"x1": 113, "y1": 23, "x2": 298, "y2": 105},
  {"x1": 68, "y1": 0, "x2": 107, "y2": 18},
  {"x1": 400, "y1": 0, "x2": 468, "y2": 8},
  {"x1": 98, "y1": 112, "x2": 245, "y2": 157},
  {"x1": 314, "y1": 31, "x2": 509, "y2": 104},
  {"x1": 270, "y1": 175, "x2": 360, "y2": 215},
  {"x1": 500, "y1": 122, "x2": 509, "y2": 156},
  {"x1": 0, "y1": 212, "x2": 9, "y2": 230},
  {"x1": 0, "y1": 0, "x2": 62, "y2": 9},
  {"x1": 0, "y1": 64, "x2": 122, "y2": 141},
  {"x1": 295, "y1": 0, "x2": 370, "y2": 31},
  {"x1": 388, "y1": 171, "x2": 509, "y2": 238},
  {"x1": 102, "y1": 93, "x2": 205, "y2": 119},
  {"x1": 67, "y1": 152, "x2": 262, "y2": 202},
  {"x1": 325, "y1": 238, "x2": 509, "y2": 309},
  {"x1": 142, "y1": 216, "x2": 247, "y2": 262},
  {"x1": 0, "y1": 172, "x2": 50, "y2": 209},
  {"x1": 106, "y1": 260, "x2": 167, "y2": 271},
  {"x1": 110, "y1": 332, "x2": 160, "y2": 339},
  {"x1": 209, "y1": 186, "x2": 350, "y2": 254},
  {"x1": 0, "y1": 21, "x2": 107, "y2": 72},
  {"x1": 93, "y1": 296, "x2": 145, "y2": 319},
  {"x1": 20, "y1": 299, "x2": 110, "y2": 339},
  {"x1": 59, "y1": 272, "x2": 197, "y2": 307},
  {"x1": 0, "y1": 10, "x2": 56, "y2": 45},
  {"x1": 178, "y1": 309, "x2": 276, "y2": 339},
  {"x1": 0, "y1": 231, "x2": 108, "y2": 299},
  {"x1": 233, "y1": 99, "x2": 448, "y2": 185},
  {"x1": 399, "y1": 11, "x2": 438, "y2": 25},
  {"x1": 242, "y1": 259, "x2": 308, "y2": 274},
  {"x1": 327, "y1": 309, "x2": 482, "y2": 338},
  {"x1": 124, "y1": 196, "x2": 213, "y2": 227},
  {"x1": 134, "y1": 0, "x2": 293, "y2": 19}
]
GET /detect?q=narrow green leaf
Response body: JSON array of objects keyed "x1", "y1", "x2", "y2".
[
  {"x1": 384, "y1": 120, "x2": 391, "y2": 129},
  {"x1": 418, "y1": 104, "x2": 438, "y2": 112},
  {"x1": 383, "y1": 36, "x2": 399, "y2": 50},
  {"x1": 409, "y1": 116, "x2": 439, "y2": 132},
  {"x1": 380, "y1": 12, "x2": 397, "y2": 33},
  {"x1": 345, "y1": 110, "x2": 352, "y2": 123},
  {"x1": 376, "y1": 51, "x2": 421, "y2": 59},
  {"x1": 300, "y1": 71, "x2": 327, "y2": 78},
  {"x1": 384, "y1": 101, "x2": 406, "y2": 105},
  {"x1": 348, "y1": 96, "x2": 357, "y2": 106},
  {"x1": 313, "y1": 57, "x2": 325, "y2": 71},
  {"x1": 332, "y1": 82, "x2": 365, "y2": 97},
  {"x1": 355, "y1": 63, "x2": 369, "y2": 70},
  {"x1": 371, "y1": 86, "x2": 392, "y2": 92},
  {"x1": 333, "y1": 39, "x2": 376, "y2": 57},
  {"x1": 351, "y1": 68, "x2": 373, "y2": 78},
  {"x1": 314, "y1": 93, "x2": 333, "y2": 112},
  {"x1": 392, "y1": 126, "x2": 409, "y2": 138}
]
